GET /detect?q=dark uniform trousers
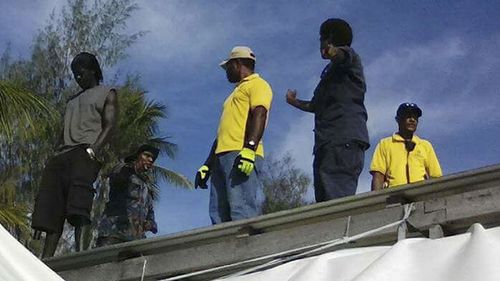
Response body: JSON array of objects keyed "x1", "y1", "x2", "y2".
[{"x1": 313, "y1": 141, "x2": 365, "y2": 202}]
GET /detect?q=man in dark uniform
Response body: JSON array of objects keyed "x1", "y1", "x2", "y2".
[
  {"x1": 32, "y1": 52, "x2": 118, "y2": 257},
  {"x1": 286, "y1": 18, "x2": 369, "y2": 202},
  {"x1": 96, "y1": 145, "x2": 159, "y2": 247}
]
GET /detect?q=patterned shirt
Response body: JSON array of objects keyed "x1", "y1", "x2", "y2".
[{"x1": 97, "y1": 163, "x2": 157, "y2": 242}]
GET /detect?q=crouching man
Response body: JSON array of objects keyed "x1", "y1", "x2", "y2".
[{"x1": 96, "y1": 145, "x2": 159, "y2": 247}]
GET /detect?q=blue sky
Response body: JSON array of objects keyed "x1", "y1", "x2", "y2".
[{"x1": 1, "y1": 0, "x2": 500, "y2": 236}]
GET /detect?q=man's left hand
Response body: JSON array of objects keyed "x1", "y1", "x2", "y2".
[
  {"x1": 145, "y1": 221, "x2": 158, "y2": 234},
  {"x1": 235, "y1": 148, "x2": 256, "y2": 176}
]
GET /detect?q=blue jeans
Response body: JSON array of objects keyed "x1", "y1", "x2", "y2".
[{"x1": 209, "y1": 151, "x2": 264, "y2": 224}]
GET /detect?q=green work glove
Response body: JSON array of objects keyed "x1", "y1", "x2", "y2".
[
  {"x1": 235, "y1": 148, "x2": 256, "y2": 176},
  {"x1": 195, "y1": 165, "x2": 210, "y2": 189}
]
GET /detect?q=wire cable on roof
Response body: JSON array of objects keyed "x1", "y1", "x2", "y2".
[
  {"x1": 159, "y1": 203, "x2": 415, "y2": 281},
  {"x1": 140, "y1": 255, "x2": 147, "y2": 281}
]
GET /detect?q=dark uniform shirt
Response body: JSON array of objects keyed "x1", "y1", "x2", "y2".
[
  {"x1": 310, "y1": 46, "x2": 369, "y2": 153},
  {"x1": 97, "y1": 164, "x2": 157, "y2": 242}
]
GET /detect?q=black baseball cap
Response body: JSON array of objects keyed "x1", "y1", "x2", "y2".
[
  {"x1": 124, "y1": 144, "x2": 160, "y2": 163},
  {"x1": 396, "y1": 103, "x2": 422, "y2": 118}
]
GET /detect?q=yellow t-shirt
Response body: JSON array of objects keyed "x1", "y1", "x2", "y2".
[
  {"x1": 216, "y1": 73, "x2": 273, "y2": 157},
  {"x1": 370, "y1": 133, "x2": 442, "y2": 188}
]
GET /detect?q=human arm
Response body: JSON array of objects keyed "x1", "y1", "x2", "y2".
[
  {"x1": 109, "y1": 165, "x2": 132, "y2": 190},
  {"x1": 425, "y1": 143, "x2": 443, "y2": 178},
  {"x1": 195, "y1": 139, "x2": 217, "y2": 189},
  {"x1": 244, "y1": 106, "x2": 267, "y2": 149},
  {"x1": 234, "y1": 106, "x2": 267, "y2": 176},
  {"x1": 144, "y1": 195, "x2": 158, "y2": 234},
  {"x1": 323, "y1": 44, "x2": 350, "y2": 65},
  {"x1": 204, "y1": 139, "x2": 218, "y2": 167},
  {"x1": 235, "y1": 80, "x2": 273, "y2": 176},
  {"x1": 327, "y1": 46, "x2": 347, "y2": 64},
  {"x1": 286, "y1": 89, "x2": 314, "y2": 113},
  {"x1": 371, "y1": 171, "x2": 386, "y2": 191},
  {"x1": 369, "y1": 142, "x2": 388, "y2": 191},
  {"x1": 89, "y1": 89, "x2": 118, "y2": 155}
]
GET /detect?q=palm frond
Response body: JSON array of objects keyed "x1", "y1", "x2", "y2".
[
  {"x1": 152, "y1": 165, "x2": 193, "y2": 189},
  {"x1": 0, "y1": 204, "x2": 30, "y2": 232},
  {"x1": 148, "y1": 137, "x2": 177, "y2": 159},
  {"x1": 131, "y1": 102, "x2": 166, "y2": 129},
  {"x1": 0, "y1": 166, "x2": 30, "y2": 233},
  {"x1": 0, "y1": 80, "x2": 57, "y2": 141}
]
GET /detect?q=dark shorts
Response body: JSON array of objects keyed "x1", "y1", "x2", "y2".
[
  {"x1": 95, "y1": 236, "x2": 126, "y2": 247},
  {"x1": 313, "y1": 141, "x2": 365, "y2": 202},
  {"x1": 31, "y1": 146, "x2": 101, "y2": 233}
]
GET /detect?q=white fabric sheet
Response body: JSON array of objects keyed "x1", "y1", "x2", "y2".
[
  {"x1": 0, "y1": 224, "x2": 64, "y2": 281},
  {"x1": 218, "y1": 224, "x2": 500, "y2": 281}
]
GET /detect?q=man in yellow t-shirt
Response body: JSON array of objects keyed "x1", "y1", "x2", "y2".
[
  {"x1": 370, "y1": 103, "x2": 442, "y2": 190},
  {"x1": 194, "y1": 46, "x2": 273, "y2": 224}
]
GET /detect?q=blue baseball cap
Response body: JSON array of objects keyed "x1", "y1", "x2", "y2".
[{"x1": 396, "y1": 103, "x2": 422, "y2": 118}]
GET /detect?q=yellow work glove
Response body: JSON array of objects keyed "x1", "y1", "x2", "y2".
[
  {"x1": 195, "y1": 165, "x2": 210, "y2": 189},
  {"x1": 235, "y1": 148, "x2": 256, "y2": 176}
]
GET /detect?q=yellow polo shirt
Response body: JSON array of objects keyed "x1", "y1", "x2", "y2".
[
  {"x1": 370, "y1": 133, "x2": 442, "y2": 188},
  {"x1": 216, "y1": 73, "x2": 273, "y2": 157}
]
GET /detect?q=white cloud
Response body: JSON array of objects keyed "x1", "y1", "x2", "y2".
[
  {"x1": 365, "y1": 35, "x2": 500, "y2": 140},
  {"x1": 125, "y1": 2, "x2": 260, "y2": 62},
  {"x1": 365, "y1": 37, "x2": 466, "y2": 137},
  {"x1": 125, "y1": 1, "x2": 346, "y2": 65},
  {"x1": 278, "y1": 114, "x2": 315, "y2": 174},
  {"x1": 277, "y1": 34, "x2": 500, "y2": 155}
]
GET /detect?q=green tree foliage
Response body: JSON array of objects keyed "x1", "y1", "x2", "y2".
[
  {"x1": 0, "y1": 80, "x2": 56, "y2": 141},
  {"x1": 0, "y1": 166, "x2": 29, "y2": 233},
  {"x1": 29, "y1": 0, "x2": 145, "y2": 103},
  {"x1": 0, "y1": 80, "x2": 56, "y2": 242},
  {"x1": 0, "y1": 0, "x2": 190, "y2": 254},
  {"x1": 114, "y1": 79, "x2": 191, "y2": 188},
  {"x1": 261, "y1": 153, "x2": 311, "y2": 214},
  {"x1": 0, "y1": 0, "x2": 146, "y2": 203}
]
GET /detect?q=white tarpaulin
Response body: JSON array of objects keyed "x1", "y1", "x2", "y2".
[
  {"x1": 218, "y1": 224, "x2": 500, "y2": 281},
  {"x1": 0, "y1": 224, "x2": 64, "y2": 281}
]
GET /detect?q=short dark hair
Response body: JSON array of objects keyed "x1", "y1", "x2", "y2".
[
  {"x1": 237, "y1": 58, "x2": 255, "y2": 71},
  {"x1": 71, "y1": 52, "x2": 103, "y2": 82},
  {"x1": 320, "y1": 18, "x2": 353, "y2": 47}
]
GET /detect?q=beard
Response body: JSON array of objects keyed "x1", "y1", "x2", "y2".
[{"x1": 226, "y1": 71, "x2": 240, "y2": 83}]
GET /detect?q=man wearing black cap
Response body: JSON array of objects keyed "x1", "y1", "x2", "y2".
[
  {"x1": 370, "y1": 103, "x2": 442, "y2": 190},
  {"x1": 32, "y1": 52, "x2": 117, "y2": 257},
  {"x1": 286, "y1": 18, "x2": 369, "y2": 202},
  {"x1": 95, "y1": 145, "x2": 159, "y2": 247}
]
